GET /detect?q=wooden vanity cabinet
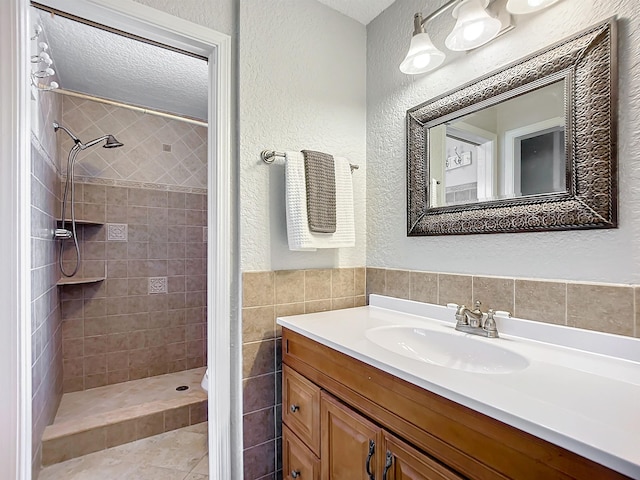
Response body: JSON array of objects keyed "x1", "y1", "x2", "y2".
[
  {"x1": 283, "y1": 425, "x2": 320, "y2": 480},
  {"x1": 321, "y1": 392, "x2": 383, "y2": 480},
  {"x1": 282, "y1": 328, "x2": 630, "y2": 480},
  {"x1": 382, "y1": 432, "x2": 463, "y2": 480}
]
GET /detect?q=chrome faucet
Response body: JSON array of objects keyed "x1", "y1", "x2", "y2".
[{"x1": 455, "y1": 301, "x2": 499, "y2": 338}]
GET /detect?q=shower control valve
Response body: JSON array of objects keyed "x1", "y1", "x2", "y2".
[{"x1": 54, "y1": 228, "x2": 73, "y2": 240}]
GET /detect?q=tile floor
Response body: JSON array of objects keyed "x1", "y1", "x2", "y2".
[
  {"x1": 39, "y1": 422, "x2": 208, "y2": 480},
  {"x1": 54, "y1": 367, "x2": 207, "y2": 423}
]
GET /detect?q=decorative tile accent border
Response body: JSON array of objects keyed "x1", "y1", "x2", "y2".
[
  {"x1": 148, "y1": 277, "x2": 168, "y2": 294},
  {"x1": 107, "y1": 223, "x2": 128, "y2": 242},
  {"x1": 64, "y1": 174, "x2": 207, "y2": 195}
]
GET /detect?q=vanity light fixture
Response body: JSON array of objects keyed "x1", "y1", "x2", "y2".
[
  {"x1": 506, "y1": 0, "x2": 563, "y2": 15},
  {"x1": 400, "y1": 0, "x2": 564, "y2": 75},
  {"x1": 445, "y1": 0, "x2": 502, "y2": 51}
]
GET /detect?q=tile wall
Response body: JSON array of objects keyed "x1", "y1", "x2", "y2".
[
  {"x1": 60, "y1": 183, "x2": 207, "y2": 392},
  {"x1": 31, "y1": 89, "x2": 63, "y2": 480},
  {"x1": 241, "y1": 268, "x2": 366, "y2": 480},
  {"x1": 59, "y1": 96, "x2": 208, "y2": 189},
  {"x1": 366, "y1": 268, "x2": 639, "y2": 338}
]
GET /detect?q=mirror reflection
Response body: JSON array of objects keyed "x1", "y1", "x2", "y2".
[{"x1": 428, "y1": 80, "x2": 566, "y2": 208}]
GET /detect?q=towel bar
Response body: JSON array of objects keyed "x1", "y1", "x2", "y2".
[{"x1": 261, "y1": 150, "x2": 359, "y2": 173}]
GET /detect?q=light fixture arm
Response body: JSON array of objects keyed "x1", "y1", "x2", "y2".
[{"x1": 417, "y1": 0, "x2": 460, "y2": 31}]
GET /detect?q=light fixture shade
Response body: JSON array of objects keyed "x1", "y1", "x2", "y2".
[
  {"x1": 400, "y1": 32, "x2": 445, "y2": 75},
  {"x1": 444, "y1": 0, "x2": 502, "y2": 51},
  {"x1": 399, "y1": 32, "x2": 446, "y2": 75},
  {"x1": 506, "y1": 0, "x2": 563, "y2": 14}
]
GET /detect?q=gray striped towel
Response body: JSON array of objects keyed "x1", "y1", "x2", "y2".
[{"x1": 301, "y1": 150, "x2": 336, "y2": 233}]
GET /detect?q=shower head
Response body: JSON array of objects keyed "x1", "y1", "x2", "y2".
[
  {"x1": 103, "y1": 135, "x2": 123, "y2": 149},
  {"x1": 53, "y1": 122, "x2": 124, "y2": 150}
]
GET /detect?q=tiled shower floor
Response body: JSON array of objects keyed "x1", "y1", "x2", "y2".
[
  {"x1": 39, "y1": 422, "x2": 209, "y2": 480},
  {"x1": 42, "y1": 368, "x2": 208, "y2": 466},
  {"x1": 54, "y1": 367, "x2": 207, "y2": 424}
]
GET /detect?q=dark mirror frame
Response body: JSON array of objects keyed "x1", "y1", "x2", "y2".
[{"x1": 406, "y1": 18, "x2": 617, "y2": 236}]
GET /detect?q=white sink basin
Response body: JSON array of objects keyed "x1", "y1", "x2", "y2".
[{"x1": 365, "y1": 326, "x2": 529, "y2": 374}]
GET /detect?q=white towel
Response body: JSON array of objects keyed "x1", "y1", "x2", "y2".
[{"x1": 285, "y1": 151, "x2": 355, "y2": 251}]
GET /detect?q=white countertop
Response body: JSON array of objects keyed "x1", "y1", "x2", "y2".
[{"x1": 277, "y1": 295, "x2": 640, "y2": 478}]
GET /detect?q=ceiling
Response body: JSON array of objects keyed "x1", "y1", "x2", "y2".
[
  {"x1": 34, "y1": 8, "x2": 209, "y2": 121},
  {"x1": 33, "y1": 1, "x2": 394, "y2": 122},
  {"x1": 316, "y1": 0, "x2": 396, "y2": 25}
]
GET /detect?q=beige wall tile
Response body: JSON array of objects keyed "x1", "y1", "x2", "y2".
[
  {"x1": 354, "y1": 267, "x2": 366, "y2": 296},
  {"x1": 473, "y1": 276, "x2": 515, "y2": 313},
  {"x1": 242, "y1": 306, "x2": 276, "y2": 343},
  {"x1": 366, "y1": 268, "x2": 385, "y2": 298},
  {"x1": 635, "y1": 287, "x2": 640, "y2": 338},
  {"x1": 275, "y1": 303, "x2": 305, "y2": 337},
  {"x1": 304, "y1": 269, "x2": 331, "y2": 301},
  {"x1": 385, "y1": 269, "x2": 411, "y2": 300},
  {"x1": 515, "y1": 280, "x2": 566, "y2": 325},
  {"x1": 243, "y1": 407, "x2": 275, "y2": 449},
  {"x1": 355, "y1": 295, "x2": 366, "y2": 307},
  {"x1": 332, "y1": 268, "x2": 355, "y2": 298},
  {"x1": 243, "y1": 440, "x2": 276, "y2": 480},
  {"x1": 243, "y1": 374, "x2": 275, "y2": 414},
  {"x1": 332, "y1": 297, "x2": 355, "y2": 310},
  {"x1": 438, "y1": 273, "x2": 472, "y2": 307},
  {"x1": 275, "y1": 270, "x2": 305, "y2": 304},
  {"x1": 567, "y1": 283, "x2": 634, "y2": 336},
  {"x1": 409, "y1": 271, "x2": 438, "y2": 304},
  {"x1": 305, "y1": 299, "x2": 332, "y2": 314},
  {"x1": 243, "y1": 271, "x2": 275, "y2": 307},
  {"x1": 243, "y1": 340, "x2": 276, "y2": 379}
]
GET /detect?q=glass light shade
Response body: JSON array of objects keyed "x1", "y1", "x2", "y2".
[
  {"x1": 399, "y1": 32, "x2": 446, "y2": 75},
  {"x1": 506, "y1": 0, "x2": 563, "y2": 14},
  {"x1": 444, "y1": 0, "x2": 502, "y2": 51}
]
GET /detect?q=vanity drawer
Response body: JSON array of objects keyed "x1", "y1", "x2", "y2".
[
  {"x1": 283, "y1": 425, "x2": 320, "y2": 480},
  {"x1": 283, "y1": 364, "x2": 321, "y2": 455}
]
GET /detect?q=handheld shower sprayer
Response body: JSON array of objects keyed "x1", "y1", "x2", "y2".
[{"x1": 53, "y1": 122, "x2": 124, "y2": 277}]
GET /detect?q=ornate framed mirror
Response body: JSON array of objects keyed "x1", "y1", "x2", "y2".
[{"x1": 407, "y1": 18, "x2": 617, "y2": 236}]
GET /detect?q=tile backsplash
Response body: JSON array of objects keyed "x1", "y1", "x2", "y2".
[
  {"x1": 60, "y1": 183, "x2": 207, "y2": 392},
  {"x1": 366, "y1": 268, "x2": 639, "y2": 338},
  {"x1": 241, "y1": 267, "x2": 365, "y2": 480}
]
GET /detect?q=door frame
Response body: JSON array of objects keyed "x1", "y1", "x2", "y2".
[{"x1": 0, "y1": 1, "x2": 236, "y2": 478}]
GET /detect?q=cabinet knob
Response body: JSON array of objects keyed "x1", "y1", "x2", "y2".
[
  {"x1": 291, "y1": 470, "x2": 300, "y2": 478},
  {"x1": 290, "y1": 404, "x2": 299, "y2": 413}
]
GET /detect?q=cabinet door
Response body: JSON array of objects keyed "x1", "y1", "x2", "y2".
[
  {"x1": 321, "y1": 392, "x2": 382, "y2": 480},
  {"x1": 283, "y1": 365, "x2": 321, "y2": 455},
  {"x1": 283, "y1": 425, "x2": 320, "y2": 480},
  {"x1": 382, "y1": 432, "x2": 463, "y2": 480}
]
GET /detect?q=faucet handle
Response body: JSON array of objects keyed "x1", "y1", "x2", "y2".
[
  {"x1": 474, "y1": 300, "x2": 482, "y2": 310},
  {"x1": 483, "y1": 309, "x2": 499, "y2": 338}
]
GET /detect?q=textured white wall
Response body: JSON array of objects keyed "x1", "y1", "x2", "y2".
[
  {"x1": 240, "y1": 0, "x2": 367, "y2": 271},
  {"x1": 366, "y1": 0, "x2": 640, "y2": 283},
  {"x1": 132, "y1": 0, "x2": 233, "y2": 35}
]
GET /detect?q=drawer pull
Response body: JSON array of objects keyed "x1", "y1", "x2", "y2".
[
  {"x1": 365, "y1": 439, "x2": 375, "y2": 480},
  {"x1": 382, "y1": 451, "x2": 393, "y2": 480},
  {"x1": 290, "y1": 404, "x2": 300, "y2": 413},
  {"x1": 291, "y1": 470, "x2": 300, "y2": 478}
]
